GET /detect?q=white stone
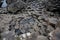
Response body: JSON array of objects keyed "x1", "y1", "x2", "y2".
[
  {"x1": 21, "y1": 34, "x2": 26, "y2": 38},
  {"x1": 49, "y1": 32, "x2": 53, "y2": 40},
  {"x1": 26, "y1": 32, "x2": 31, "y2": 37},
  {"x1": 49, "y1": 32, "x2": 53, "y2": 37},
  {"x1": 15, "y1": 35, "x2": 18, "y2": 37},
  {"x1": 3, "y1": 38, "x2": 6, "y2": 40}
]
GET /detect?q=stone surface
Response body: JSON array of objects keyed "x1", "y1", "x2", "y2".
[
  {"x1": 49, "y1": 28, "x2": 60, "y2": 40},
  {"x1": 0, "y1": 0, "x2": 60, "y2": 40},
  {"x1": 37, "y1": 36, "x2": 48, "y2": 40},
  {"x1": 48, "y1": 17, "x2": 58, "y2": 24}
]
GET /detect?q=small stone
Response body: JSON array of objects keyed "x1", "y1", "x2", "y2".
[
  {"x1": 48, "y1": 17, "x2": 58, "y2": 24},
  {"x1": 47, "y1": 25, "x2": 54, "y2": 32},
  {"x1": 37, "y1": 35, "x2": 48, "y2": 40}
]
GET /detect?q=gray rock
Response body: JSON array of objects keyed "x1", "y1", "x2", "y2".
[
  {"x1": 49, "y1": 28, "x2": 60, "y2": 40},
  {"x1": 1, "y1": 31, "x2": 15, "y2": 40},
  {"x1": 37, "y1": 35, "x2": 48, "y2": 40},
  {"x1": 48, "y1": 17, "x2": 58, "y2": 24},
  {"x1": 7, "y1": 0, "x2": 27, "y2": 13}
]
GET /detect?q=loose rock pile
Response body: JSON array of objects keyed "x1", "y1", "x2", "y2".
[{"x1": 0, "y1": 0, "x2": 60, "y2": 40}]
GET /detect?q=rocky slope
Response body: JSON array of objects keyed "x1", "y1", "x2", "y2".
[{"x1": 0, "y1": 0, "x2": 60, "y2": 40}]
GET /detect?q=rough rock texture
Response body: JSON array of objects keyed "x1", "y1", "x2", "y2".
[
  {"x1": 46, "y1": 0, "x2": 60, "y2": 16},
  {"x1": 49, "y1": 28, "x2": 60, "y2": 40},
  {"x1": 0, "y1": 0, "x2": 60, "y2": 40}
]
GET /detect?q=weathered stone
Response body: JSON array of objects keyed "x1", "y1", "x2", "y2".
[
  {"x1": 48, "y1": 17, "x2": 58, "y2": 24},
  {"x1": 1, "y1": 31, "x2": 15, "y2": 40},
  {"x1": 49, "y1": 28, "x2": 60, "y2": 40},
  {"x1": 37, "y1": 35, "x2": 48, "y2": 40}
]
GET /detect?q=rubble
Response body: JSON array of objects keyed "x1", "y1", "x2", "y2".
[{"x1": 0, "y1": 0, "x2": 60, "y2": 40}]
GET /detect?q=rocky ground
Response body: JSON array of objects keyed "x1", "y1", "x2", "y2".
[{"x1": 0, "y1": 0, "x2": 60, "y2": 40}]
